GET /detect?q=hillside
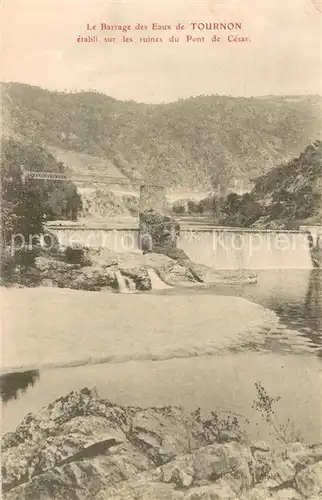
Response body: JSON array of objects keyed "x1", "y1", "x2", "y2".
[
  {"x1": 251, "y1": 140, "x2": 322, "y2": 227},
  {"x1": 190, "y1": 141, "x2": 322, "y2": 229},
  {"x1": 2, "y1": 82, "x2": 321, "y2": 191}
]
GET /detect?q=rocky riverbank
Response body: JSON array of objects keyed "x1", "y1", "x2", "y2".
[
  {"x1": 3, "y1": 210, "x2": 257, "y2": 291},
  {"x1": 2, "y1": 388, "x2": 321, "y2": 500},
  {"x1": 8, "y1": 249, "x2": 256, "y2": 292}
]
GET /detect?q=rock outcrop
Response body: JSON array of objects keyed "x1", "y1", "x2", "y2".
[
  {"x1": 139, "y1": 209, "x2": 180, "y2": 255},
  {"x1": 139, "y1": 210, "x2": 258, "y2": 286},
  {"x1": 7, "y1": 242, "x2": 257, "y2": 292},
  {"x1": 2, "y1": 389, "x2": 321, "y2": 500}
]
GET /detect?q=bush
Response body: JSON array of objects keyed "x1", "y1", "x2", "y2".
[
  {"x1": 187, "y1": 200, "x2": 204, "y2": 214},
  {"x1": 172, "y1": 201, "x2": 186, "y2": 215},
  {"x1": 64, "y1": 245, "x2": 91, "y2": 265},
  {"x1": 1, "y1": 245, "x2": 39, "y2": 285}
]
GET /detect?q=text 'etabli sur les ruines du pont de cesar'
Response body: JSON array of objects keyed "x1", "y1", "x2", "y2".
[{"x1": 77, "y1": 22, "x2": 251, "y2": 45}]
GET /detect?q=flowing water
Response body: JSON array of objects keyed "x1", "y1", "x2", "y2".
[
  {"x1": 114, "y1": 269, "x2": 131, "y2": 293},
  {"x1": 1, "y1": 268, "x2": 321, "y2": 444}
]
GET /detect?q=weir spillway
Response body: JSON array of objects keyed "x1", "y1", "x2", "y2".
[
  {"x1": 46, "y1": 223, "x2": 316, "y2": 270},
  {"x1": 178, "y1": 229, "x2": 313, "y2": 270}
]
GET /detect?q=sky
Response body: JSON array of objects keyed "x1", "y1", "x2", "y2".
[{"x1": 2, "y1": 0, "x2": 322, "y2": 103}]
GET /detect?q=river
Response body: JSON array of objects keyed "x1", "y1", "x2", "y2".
[{"x1": 1, "y1": 269, "x2": 321, "y2": 444}]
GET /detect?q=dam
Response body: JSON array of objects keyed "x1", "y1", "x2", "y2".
[
  {"x1": 46, "y1": 222, "x2": 314, "y2": 270},
  {"x1": 178, "y1": 229, "x2": 313, "y2": 270}
]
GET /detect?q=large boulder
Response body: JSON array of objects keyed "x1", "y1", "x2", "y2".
[
  {"x1": 70, "y1": 266, "x2": 117, "y2": 291},
  {"x1": 130, "y1": 407, "x2": 208, "y2": 464},
  {"x1": 1, "y1": 389, "x2": 211, "y2": 499},
  {"x1": 2, "y1": 388, "x2": 322, "y2": 500},
  {"x1": 295, "y1": 461, "x2": 322, "y2": 497},
  {"x1": 22, "y1": 256, "x2": 78, "y2": 287},
  {"x1": 20, "y1": 257, "x2": 119, "y2": 292},
  {"x1": 118, "y1": 265, "x2": 151, "y2": 291}
]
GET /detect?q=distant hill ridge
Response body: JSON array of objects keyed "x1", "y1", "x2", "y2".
[{"x1": 2, "y1": 82, "x2": 321, "y2": 190}]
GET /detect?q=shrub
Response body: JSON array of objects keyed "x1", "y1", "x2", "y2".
[{"x1": 64, "y1": 245, "x2": 91, "y2": 265}]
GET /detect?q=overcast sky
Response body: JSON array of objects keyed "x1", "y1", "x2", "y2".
[{"x1": 2, "y1": 0, "x2": 321, "y2": 102}]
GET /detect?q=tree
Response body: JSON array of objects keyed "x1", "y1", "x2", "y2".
[{"x1": 1, "y1": 137, "x2": 82, "y2": 244}]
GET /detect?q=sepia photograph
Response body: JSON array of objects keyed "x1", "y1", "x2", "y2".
[{"x1": 1, "y1": 0, "x2": 322, "y2": 498}]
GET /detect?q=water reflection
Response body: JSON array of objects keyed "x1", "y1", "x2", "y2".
[
  {"x1": 0, "y1": 370, "x2": 40, "y2": 403},
  {"x1": 236, "y1": 270, "x2": 321, "y2": 354},
  {"x1": 268, "y1": 270, "x2": 321, "y2": 347},
  {"x1": 305, "y1": 270, "x2": 322, "y2": 322},
  {"x1": 305, "y1": 270, "x2": 322, "y2": 351},
  {"x1": 216, "y1": 270, "x2": 321, "y2": 355},
  {"x1": 157, "y1": 268, "x2": 322, "y2": 355}
]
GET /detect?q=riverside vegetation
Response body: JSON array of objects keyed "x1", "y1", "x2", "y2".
[{"x1": 1, "y1": 137, "x2": 83, "y2": 245}]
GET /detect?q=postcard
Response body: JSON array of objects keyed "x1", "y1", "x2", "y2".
[{"x1": 1, "y1": 0, "x2": 321, "y2": 498}]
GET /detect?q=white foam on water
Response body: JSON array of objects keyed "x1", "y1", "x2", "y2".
[
  {"x1": 114, "y1": 270, "x2": 131, "y2": 293},
  {"x1": 147, "y1": 268, "x2": 171, "y2": 290}
]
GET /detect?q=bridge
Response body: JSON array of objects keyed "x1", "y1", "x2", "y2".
[
  {"x1": 22, "y1": 170, "x2": 139, "y2": 185},
  {"x1": 21, "y1": 170, "x2": 168, "y2": 212}
]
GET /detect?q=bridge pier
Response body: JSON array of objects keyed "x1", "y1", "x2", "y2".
[{"x1": 139, "y1": 185, "x2": 168, "y2": 213}]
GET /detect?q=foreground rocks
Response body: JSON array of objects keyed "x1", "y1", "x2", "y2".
[{"x1": 2, "y1": 389, "x2": 321, "y2": 500}]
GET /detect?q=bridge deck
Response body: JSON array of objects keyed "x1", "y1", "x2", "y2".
[
  {"x1": 22, "y1": 171, "x2": 161, "y2": 187},
  {"x1": 46, "y1": 220, "x2": 311, "y2": 234}
]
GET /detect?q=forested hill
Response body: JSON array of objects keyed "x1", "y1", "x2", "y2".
[
  {"x1": 2, "y1": 82, "x2": 321, "y2": 190},
  {"x1": 251, "y1": 140, "x2": 322, "y2": 226},
  {"x1": 203, "y1": 141, "x2": 322, "y2": 229}
]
